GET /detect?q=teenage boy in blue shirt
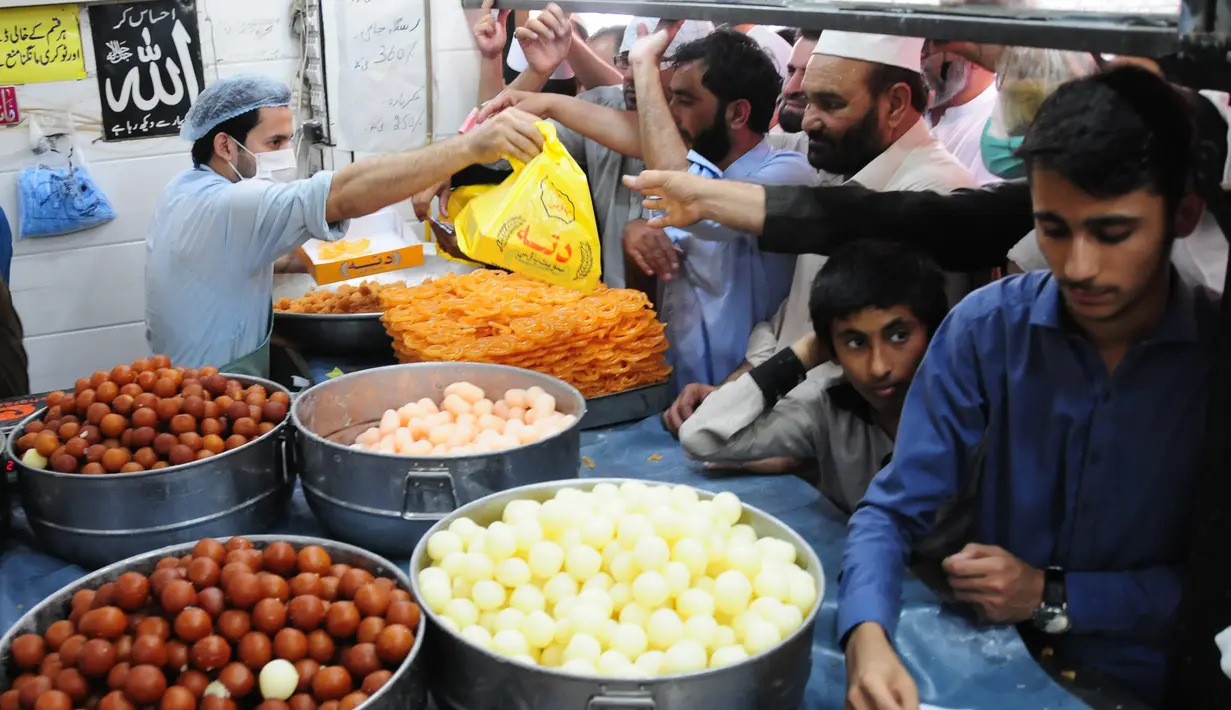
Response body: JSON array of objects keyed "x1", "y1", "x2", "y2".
[{"x1": 839, "y1": 66, "x2": 1221, "y2": 709}]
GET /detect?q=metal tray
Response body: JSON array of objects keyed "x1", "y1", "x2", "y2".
[
  {"x1": 580, "y1": 380, "x2": 672, "y2": 430},
  {"x1": 0, "y1": 535, "x2": 429, "y2": 710},
  {"x1": 273, "y1": 311, "x2": 394, "y2": 357}
]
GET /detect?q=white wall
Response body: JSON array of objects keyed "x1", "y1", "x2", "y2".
[{"x1": 2, "y1": 0, "x2": 481, "y2": 392}]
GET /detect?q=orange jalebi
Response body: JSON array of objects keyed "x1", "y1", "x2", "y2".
[{"x1": 380, "y1": 271, "x2": 671, "y2": 397}]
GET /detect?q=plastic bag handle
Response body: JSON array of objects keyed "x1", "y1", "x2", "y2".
[{"x1": 505, "y1": 120, "x2": 564, "y2": 172}]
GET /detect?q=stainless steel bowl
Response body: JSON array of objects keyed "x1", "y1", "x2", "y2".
[
  {"x1": 410, "y1": 478, "x2": 825, "y2": 710},
  {"x1": 0, "y1": 536, "x2": 428, "y2": 709},
  {"x1": 293, "y1": 363, "x2": 586, "y2": 557},
  {"x1": 4, "y1": 375, "x2": 295, "y2": 569},
  {"x1": 273, "y1": 311, "x2": 393, "y2": 356}
]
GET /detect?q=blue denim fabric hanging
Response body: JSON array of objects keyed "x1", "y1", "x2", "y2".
[
  {"x1": 17, "y1": 140, "x2": 116, "y2": 239},
  {"x1": 0, "y1": 206, "x2": 12, "y2": 284}
]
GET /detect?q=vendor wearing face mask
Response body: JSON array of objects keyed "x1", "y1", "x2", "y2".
[{"x1": 145, "y1": 74, "x2": 544, "y2": 375}]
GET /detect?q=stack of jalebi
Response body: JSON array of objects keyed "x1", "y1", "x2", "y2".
[{"x1": 380, "y1": 271, "x2": 671, "y2": 397}]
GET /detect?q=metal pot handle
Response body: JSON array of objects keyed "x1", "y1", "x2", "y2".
[
  {"x1": 401, "y1": 468, "x2": 458, "y2": 520},
  {"x1": 588, "y1": 691, "x2": 655, "y2": 709},
  {"x1": 276, "y1": 431, "x2": 296, "y2": 486}
]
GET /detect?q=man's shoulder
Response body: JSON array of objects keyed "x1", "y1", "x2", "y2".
[
  {"x1": 890, "y1": 141, "x2": 979, "y2": 194},
  {"x1": 743, "y1": 146, "x2": 817, "y2": 186},
  {"x1": 577, "y1": 85, "x2": 626, "y2": 109},
  {"x1": 949, "y1": 271, "x2": 1050, "y2": 330}
]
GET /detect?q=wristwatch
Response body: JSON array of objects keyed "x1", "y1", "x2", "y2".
[{"x1": 1032, "y1": 566, "x2": 1071, "y2": 634}]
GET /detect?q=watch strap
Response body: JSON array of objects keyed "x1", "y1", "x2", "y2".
[{"x1": 1044, "y1": 566, "x2": 1067, "y2": 607}]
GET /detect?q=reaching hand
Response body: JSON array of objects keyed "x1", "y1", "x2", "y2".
[
  {"x1": 943, "y1": 543, "x2": 1044, "y2": 624},
  {"x1": 629, "y1": 20, "x2": 681, "y2": 67},
  {"x1": 514, "y1": 3, "x2": 572, "y2": 76},
  {"x1": 790, "y1": 333, "x2": 828, "y2": 371},
  {"x1": 472, "y1": 0, "x2": 509, "y2": 60},
  {"x1": 663, "y1": 383, "x2": 715, "y2": 435},
  {"x1": 844, "y1": 624, "x2": 919, "y2": 710},
  {"x1": 475, "y1": 90, "x2": 554, "y2": 124},
  {"x1": 623, "y1": 171, "x2": 708, "y2": 229},
  {"x1": 623, "y1": 219, "x2": 680, "y2": 280},
  {"x1": 412, "y1": 180, "x2": 450, "y2": 222},
  {"x1": 465, "y1": 107, "x2": 545, "y2": 164}
]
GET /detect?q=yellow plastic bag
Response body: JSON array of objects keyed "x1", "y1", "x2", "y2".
[{"x1": 456, "y1": 121, "x2": 602, "y2": 292}]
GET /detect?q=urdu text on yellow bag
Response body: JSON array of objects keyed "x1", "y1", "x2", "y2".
[{"x1": 456, "y1": 121, "x2": 602, "y2": 292}]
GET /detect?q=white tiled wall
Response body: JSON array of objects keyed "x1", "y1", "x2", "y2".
[{"x1": 2, "y1": 0, "x2": 481, "y2": 392}]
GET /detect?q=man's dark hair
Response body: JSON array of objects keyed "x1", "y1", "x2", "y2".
[
  {"x1": 799, "y1": 29, "x2": 821, "y2": 42},
  {"x1": 571, "y1": 18, "x2": 590, "y2": 41},
  {"x1": 1018, "y1": 65, "x2": 1195, "y2": 216},
  {"x1": 808, "y1": 240, "x2": 949, "y2": 351},
  {"x1": 670, "y1": 29, "x2": 784, "y2": 134},
  {"x1": 777, "y1": 28, "x2": 798, "y2": 45},
  {"x1": 190, "y1": 109, "x2": 261, "y2": 167},
  {"x1": 867, "y1": 64, "x2": 928, "y2": 114}
]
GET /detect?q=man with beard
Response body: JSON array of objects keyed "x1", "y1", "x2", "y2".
[
  {"x1": 772, "y1": 30, "x2": 821, "y2": 136},
  {"x1": 923, "y1": 40, "x2": 998, "y2": 184},
  {"x1": 660, "y1": 31, "x2": 974, "y2": 440},
  {"x1": 620, "y1": 28, "x2": 815, "y2": 390}
]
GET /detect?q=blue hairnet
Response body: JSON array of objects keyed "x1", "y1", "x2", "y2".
[{"x1": 180, "y1": 74, "x2": 292, "y2": 142}]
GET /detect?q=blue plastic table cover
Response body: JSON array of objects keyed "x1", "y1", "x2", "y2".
[{"x1": 0, "y1": 417, "x2": 1088, "y2": 710}]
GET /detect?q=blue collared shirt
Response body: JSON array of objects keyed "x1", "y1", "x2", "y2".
[
  {"x1": 839, "y1": 270, "x2": 1220, "y2": 702},
  {"x1": 655, "y1": 142, "x2": 814, "y2": 388}
]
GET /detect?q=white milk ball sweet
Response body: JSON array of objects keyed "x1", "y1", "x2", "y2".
[
  {"x1": 633, "y1": 535, "x2": 671, "y2": 572},
  {"x1": 714, "y1": 625, "x2": 737, "y2": 649},
  {"x1": 502, "y1": 498, "x2": 541, "y2": 525},
  {"x1": 634, "y1": 650, "x2": 665, "y2": 676},
  {"x1": 540, "y1": 644, "x2": 565, "y2": 667},
  {"x1": 495, "y1": 557, "x2": 533, "y2": 588},
  {"x1": 440, "y1": 551, "x2": 468, "y2": 578},
  {"x1": 671, "y1": 538, "x2": 709, "y2": 577},
  {"x1": 742, "y1": 619, "x2": 783, "y2": 655},
  {"x1": 725, "y1": 543, "x2": 762, "y2": 580},
  {"x1": 663, "y1": 639, "x2": 709, "y2": 675},
  {"x1": 582, "y1": 572, "x2": 614, "y2": 594},
  {"x1": 494, "y1": 608, "x2": 527, "y2": 634},
  {"x1": 608, "y1": 582, "x2": 632, "y2": 611},
  {"x1": 460, "y1": 625, "x2": 493, "y2": 649},
  {"x1": 609, "y1": 552, "x2": 637, "y2": 585},
  {"x1": 646, "y1": 609, "x2": 685, "y2": 650},
  {"x1": 789, "y1": 573, "x2": 818, "y2": 612},
  {"x1": 581, "y1": 516, "x2": 616, "y2": 549},
  {"x1": 564, "y1": 633, "x2": 603, "y2": 664},
  {"x1": 597, "y1": 650, "x2": 635, "y2": 677},
  {"x1": 683, "y1": 614, "x2": 719, "y2": 649},
  {"x1": 538, "y1": 499, "x2": 573, "y2": 538},
  {"x1": 709, "y1": 645, "x2": 750, "y2": 668},
  {"x1": 508, "y1": 584, "x2": 547, "y2": 614},
  {"x1": 754, "y1": 563, "x2": 791, "y2": 602},
  {"x1": 462, "y1": 552, "x2": 495, "y2": 583},
  {"x1": 648, "y1": 506, "x2": 684, "y2": 542},
  {"x1": 491, "y1": 629, "x2": 530, "y2": 658},
  {"x1": 663, "y1": 561, "x2": 691, "y2": 597},
  {"x1": 631, "y1": 571, "x2": 671, "y2": 609},
  {"x1": 619, "y1": 603, "x2": 651, "y2": 628},
  {"x1": 438, "y1": 616, "x2": 461, "y2": 634},
  {"x1": 561, "y1": 659, "x2": 598, "y2": 676},
  {"x1": 258, "y1": 659, "x2": 299, "y2": 700},
  {"x1": 528, "y1": 541, "x2": 566, "y2": 579},
  {"x1": 484, "y1": 522, "x2": 518, "y2": 561},
  {"x1": 513, "y1": 519, "x2": 545, "y2": 554},
  {"x1": 543, "y1": 573, "x2": 579, "y2": 605},
  {"x1": 729, "y1": 524, "x2": 758, "y2": 546},
  {"x1": 522, "y1": 610, "x2": 557, "y2": 649},
  {"x1": 568, "y1": 603, "x2": 607, "y2": 637},
  {"x1": 609, "y1": 622, "x2": 649, "y2": 659},
  {"x1": 676, "y1": 588, "x2": 715, "y2": 620},
  {"x1": 767, "y1": 603, "x2": 805, "y2": 637},
  {"x1": 577, "y1": 588, "x2": 615, "y2": 620},
  {"x1": 472, "y1": 580, "x2": 507, "y2": 611},
  {"x1": 617, "y1": 514, "x2": 654, "y2": 549},
  {"x1": 444, "y1": 597, "x2": 480, "y2": 628},
  {"x1": 427, "y1": 530, "x2": 464, "y2": 561},
  {"x1": 711, "y1": 491, "x2": 743, "y2": 526},
  {"x1": 713, "y1": 570, "x2": 754, "y2": 616},
  {"x1": 566, "y1": 544, "x2": 604, "y2": 581}
]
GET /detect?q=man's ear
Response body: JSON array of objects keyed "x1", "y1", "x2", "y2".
[
  {"x1": 1174, "y1": 192, "x2": 1206, "y2": 238},
  {"x1": 213, "y1": 133, "x2": 235, "y2": 163},
  {"x1": 727, "y1": 99, "x2": 752, "y2": 131}
]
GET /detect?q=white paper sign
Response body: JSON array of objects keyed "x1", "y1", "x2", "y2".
[{"x1": 321, "y1": 0, "x2": 428, "y2": 153}]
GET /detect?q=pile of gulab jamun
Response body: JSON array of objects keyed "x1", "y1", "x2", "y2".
[
  {"x1": 12, "y1": 356, "x2": 290, "y2": 474},
  {"x1": 0, "y1": 537, "x2": 420, "y2": 710}
]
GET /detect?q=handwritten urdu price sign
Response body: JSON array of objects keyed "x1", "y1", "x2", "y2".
[
  {"x1": 0, "y1": 4, "x2": 87, "y2": 85},
  {"x1": 88, "y1": 0, "x2": 204, "y2": 141}
]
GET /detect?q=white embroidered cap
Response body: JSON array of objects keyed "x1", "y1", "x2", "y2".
[{"x1": 813, "y1": 31, "x2": 924, "y2": 73}]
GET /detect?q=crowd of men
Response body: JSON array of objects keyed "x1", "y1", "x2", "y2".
[{"x1": 467, "y1": 8, "x2": 1231, "y2": 709}]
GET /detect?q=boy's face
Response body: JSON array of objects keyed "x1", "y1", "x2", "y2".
[
  {"x1": 830, "y1": 305, "x2": 929, "y2": 413},
  {"x1": 1032, "y1": 167, "x2": 1192, "y2": 324}
]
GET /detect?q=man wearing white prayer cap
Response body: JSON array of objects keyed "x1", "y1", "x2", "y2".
[
  {"x1": 658, "y1": 31, "x2": 979, "y2": 454},
  {"x1": 617, "y1": 18, "x2": 715, "y2": 108}
]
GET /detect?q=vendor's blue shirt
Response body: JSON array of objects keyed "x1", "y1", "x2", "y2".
[
  {"x1": 839, "y1": 270, "x2": 1219, "y2": 702},
  {"x1": 145, "y1": 167, "x2": 345, "y2": 368},
  {"x1": 657, "y1": 142, "x2": 813, "y2": 388}
]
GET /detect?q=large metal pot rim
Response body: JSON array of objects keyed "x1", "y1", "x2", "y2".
[
  {"x1": 290, "y1": 362, "x2": 588, "y2": 460},
  {"x1": 4, "y1": 374, "x2": 292, "y2": 481},
  {"x1": 0, "y1": 535, "x2": 424, "y2": 707},
  {"x1": 409, "y1": 477, "x2": 825, "y2": 684}
]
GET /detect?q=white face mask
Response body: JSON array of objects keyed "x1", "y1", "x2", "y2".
[{"x1": 229, "y1": 140, "x2": 298, "y2": 183}]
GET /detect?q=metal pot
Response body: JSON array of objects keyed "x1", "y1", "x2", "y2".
[
  {"x1": 4, "y1": 375, "x2": 295, "y2": 569},
  {"x1": 293, "y1": 363, "x2": 586, "y2": 557},
  {"x1": 273, "y1": 311, "x2": 394, "y2": 357},
  {"x1": 409, "y1": 479, "x2": 825, "y2": 710},
  {"x1": 0, "y1": 535, "x2": 428, "y2": 710}
]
